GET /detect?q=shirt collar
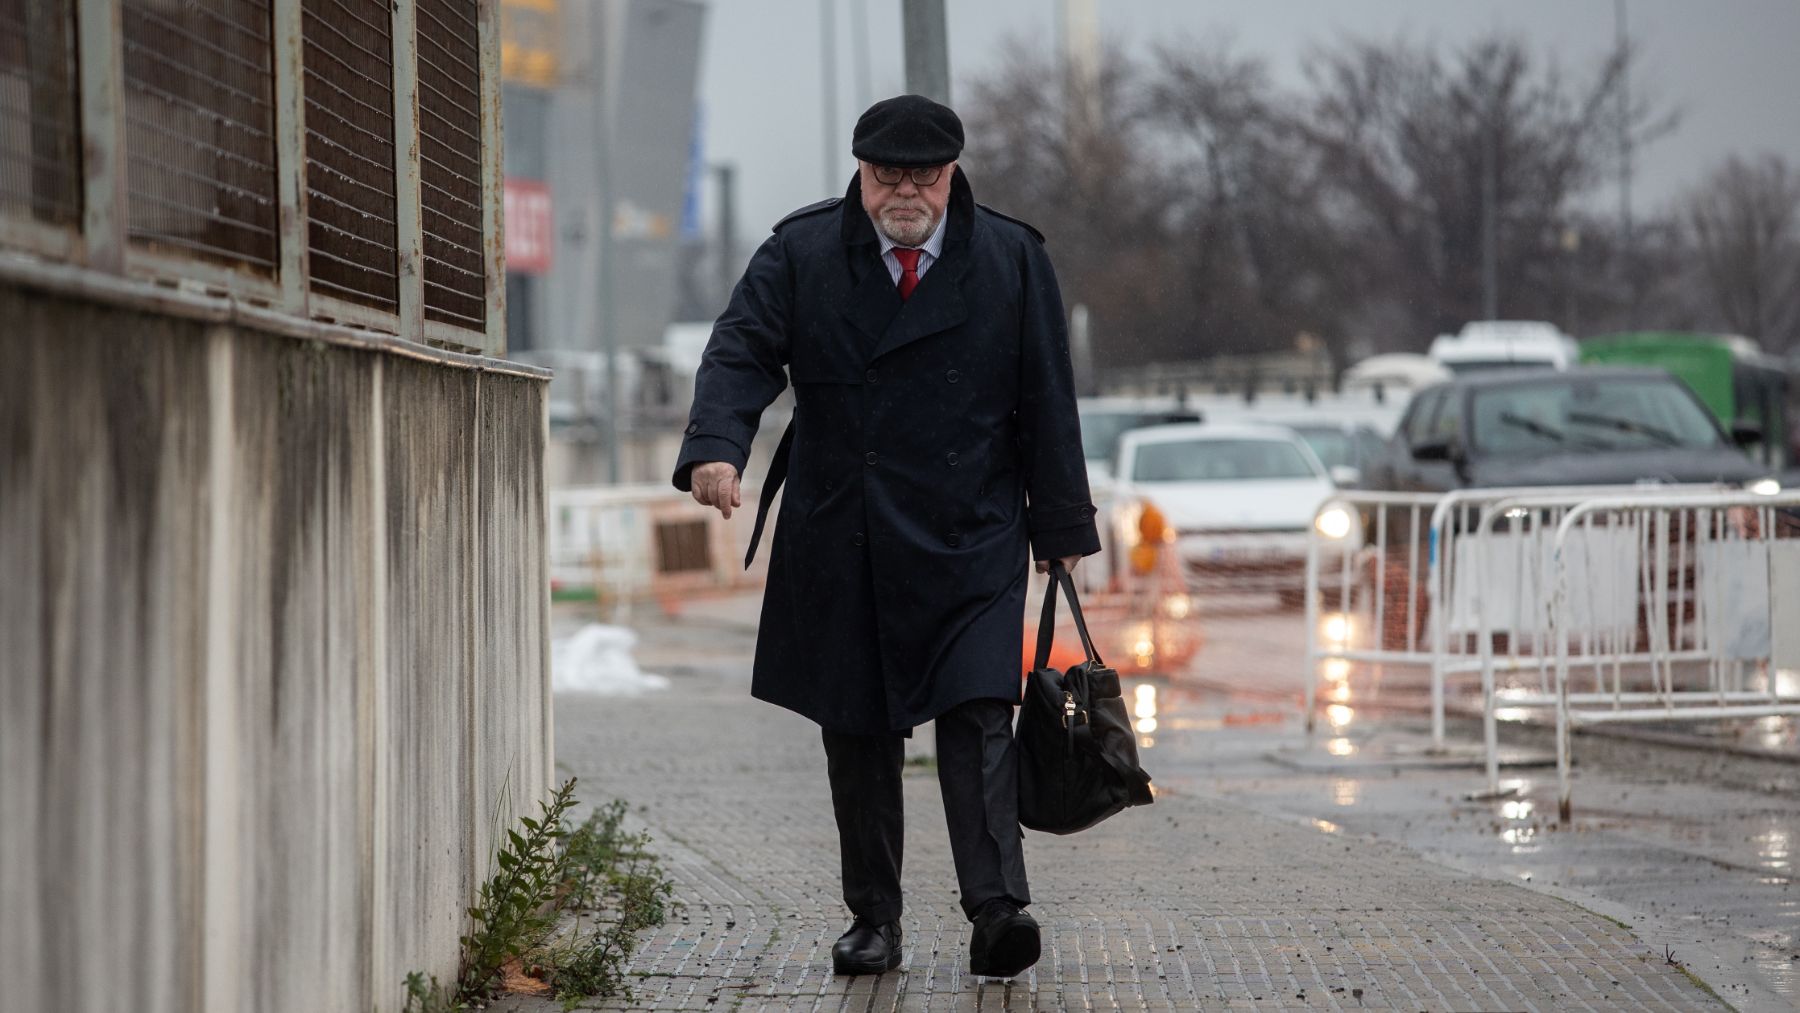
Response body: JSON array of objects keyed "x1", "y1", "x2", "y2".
[{"x1": 874, "y1": 212, "x2": 947, "y2": 261}]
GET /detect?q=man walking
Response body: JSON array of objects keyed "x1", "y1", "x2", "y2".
[{"x1": 672, "y1": 95, "x2": 1098, "y2": 979}]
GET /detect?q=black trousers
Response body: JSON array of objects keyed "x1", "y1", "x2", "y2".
[{"x1": 821, "y1": 697, "x2": 1030, "y2": 924}]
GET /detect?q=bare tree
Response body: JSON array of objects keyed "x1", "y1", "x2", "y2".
[
  {"x1": 1683, "y1": 154, "x2": 1800, "y2": 351},
  {"x1": 959, "y1": 30, "x2": 1682, "y2": 367},
  {"x1": 1299, "y1": 34, "x2": 1674, "y2": 345},
  {"x1": 963, "y1": 42, "x2": 1192, "y2": 365},
  {"x1": 1143, "y1": 39, "x2": 1351, "y2": 363}
]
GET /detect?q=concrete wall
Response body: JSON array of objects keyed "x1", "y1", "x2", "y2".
[{"x1": 0, "y1": 280, "x2": 550, "y2": 1012}]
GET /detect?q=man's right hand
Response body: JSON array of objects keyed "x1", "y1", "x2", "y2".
[{"x1": 690, "y1": 461, "x2": 742, "y2": 519}]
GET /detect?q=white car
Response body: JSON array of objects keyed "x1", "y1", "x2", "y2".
[
  {"x1": 1112, "y1": 423, "x2": 1359, "y2": 602},
  {"x1": 1429, "y1": 320, "x2": 1579, "y2": 375},
  {"x1": 1078, "y1": 396, "x2": 1204, "y2": 486}
]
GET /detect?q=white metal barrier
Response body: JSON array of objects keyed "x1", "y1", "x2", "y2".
[
  {"x1": 1463, "y1": 491, "x2": 1678, "y2": 790},
  {"x1": 1302, "y1": 488, "x2": 1623, "y2": 734},
  {"x1": 1419, "y1": 487, "x2": 1712, "y2": 746},
  {"x1": 1545, "y1": 492, "x2": 1800, "y2": 819},
  {"x1": 1306, "y1": 484, "x2": 1731, "y2": 744},
  {"x1": 1304, "y1": 492, "x2": 1440, "y2": 731},
  {"x1": 548, "y1": 483, "x2": 769, "y2": 607}
]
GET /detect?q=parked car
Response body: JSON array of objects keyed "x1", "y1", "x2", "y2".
[
  {"x1": 1078, "y1": 396, "x2": 1204, "y2": 484},
  {"x1": 1113, "y1": 423, "x2": 1359, "y2": 604},
  {"x1": 1196, "y1": 398, "x2": 1395, "y2": 487},
  {"x1": 1341, "y1": 353, "x2": 1452, "y2": 403},
  {"x1": 1428, "y1": 320, "x2": 1579, "y2": 376},
  {"x1": 1259, "y1": 418, "x2": 1386, "y2": 488},
  {"x1": 1372, "y1": 368, "x2": 1774, "y2": 493},
  {"x1": 1581, "y1": 331, "x2": 1789, "y2": 473}
]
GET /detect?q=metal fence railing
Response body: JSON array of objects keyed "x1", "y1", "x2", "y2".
[
  {"x1": 548, "y1": 484, "x2": 772, "y2": 607},
  {"x1": 1544, "y1": 493, "x2": 1800, "y2": 819},
  {"x1": 1302, "y1": 491, "x2": 1439, "y2": 733},
  {"x1": 122, "y1": 0, "x2": 280, "y2": 271},
  {"x1": 1424, "y1": 485, "x2": 1723, "y2": 751},
  {"x1": 416, "y1": 0, "x2": 485, "y2": 331},
  {"x1": 1304, "y1": 486, "x2": 1799, "y2": 819},
  {"x1": 302, "y1": 0, "x2": 399, "y2": 311},
  {"x1": 0, "y1": 0, "x2": 504, "y2": 356},
  {"x1": 0, "y1": 0, "x2": 82, "y2": 230}
]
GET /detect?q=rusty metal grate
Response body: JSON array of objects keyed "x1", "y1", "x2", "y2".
[
  {"x1": 122, "y1": 0, "x2": 279, "y2": 270},
  {"x1": 302, "y1": 0, "x2": 398, "y2": 310},
  {"x1": 655, "y1": 519, "x2": 712, "y2": 574},
  {"x1": 0, "y1": 0, "x2": 81, "y2": 227},
  {"x1": 416, "y1": 0, "x2": 485, "y2": 330}
]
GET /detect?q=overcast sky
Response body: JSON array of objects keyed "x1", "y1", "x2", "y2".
[{"x1": 694, "y1": 0, "x2": 1800, "y2": 236}]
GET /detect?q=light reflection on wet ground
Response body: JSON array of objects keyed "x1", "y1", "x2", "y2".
[
  {"x1": 1135, "y1": 591, "x2": 1800, "y2": 1005},
  {"x1": 589, "y1": 589, "x2": 1800, "y2": 1003}
]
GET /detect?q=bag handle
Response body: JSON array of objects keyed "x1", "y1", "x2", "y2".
[{"x1": 1032, "y1": 560, "x2": 1104, "y2": 671}]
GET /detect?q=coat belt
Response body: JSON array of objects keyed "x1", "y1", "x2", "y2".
[{"x1": 744, "y1": 421, "x2": 794, "y2": 569}]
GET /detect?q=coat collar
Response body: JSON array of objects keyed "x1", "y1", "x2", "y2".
[{"x1": 838, "y1": 168, "x2": 976, "y2": 360}]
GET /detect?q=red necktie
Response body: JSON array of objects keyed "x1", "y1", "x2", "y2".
[{"x1": 892, "y1": 247, "x2": 921, "y2": 300}]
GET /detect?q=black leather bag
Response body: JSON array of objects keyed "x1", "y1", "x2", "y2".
[{"x1": 1017, "y1": 563, "x2": 1154, "y2": 835}]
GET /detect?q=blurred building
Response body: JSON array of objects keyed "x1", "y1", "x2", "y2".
[
  {"x1": 501, "y1": 0, "x2": 708, "y2": 485},
  {"x1": 2, "y1": 3, "x2": 548, "y2": 1009}
]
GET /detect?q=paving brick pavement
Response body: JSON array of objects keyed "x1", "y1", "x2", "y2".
[{"x1": 503, "y1": 630, "x2": 1724, "y2": 1012}]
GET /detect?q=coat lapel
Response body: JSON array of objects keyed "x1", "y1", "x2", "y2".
[
  {"x1": 842, "y1": 252, "x2": 902, "y2": 345},
  {"x1": 870, "y1": 245, "x2": 970, "y2": 361},
  {"x1": 837, "y1": 168, "x2": 978, "y2": 361}
]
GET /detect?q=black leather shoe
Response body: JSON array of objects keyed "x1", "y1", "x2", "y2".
[
  {"x1": 969, "y1": 899, "x2": 1040, "y2": 978},
  {"x1": 832, "y1": 918, "x2": 902, "y2": 975}
]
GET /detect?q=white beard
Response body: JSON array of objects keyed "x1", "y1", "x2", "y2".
[{"x1": 876, "y1": 207, "x2": 936, "y2": 247}]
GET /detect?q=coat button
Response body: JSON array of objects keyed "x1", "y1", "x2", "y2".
[
  {"x1": 824, "y1": 478, "x2": 835, "y2": 491},
  {"x1": 865, "y1": 368, "x2": 878, "y2": 383},
  {"x1": 946, "y1": 452, "x2": 959, "y2": 466},
  {"x1": 945, "y1": 531, "x2": 961, "y2": 547},
  {"x1": 945, "y1": 369, "x2": 960, "y2": 383},
  {"x1": 864, "y1": 451, "x2": 879, "y2": 466},
  {"x1": 685, "y1": 422, "x2": 699, "y2": 435},
  {"x1": 852, "y1": 531, "x2": 866, "y2": 546}
]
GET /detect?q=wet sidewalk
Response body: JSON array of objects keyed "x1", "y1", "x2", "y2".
[{"x1": 503, "y1": 598, "x2": 1725, "y2": 1011}]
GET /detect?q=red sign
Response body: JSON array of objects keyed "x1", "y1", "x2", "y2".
[{"x1": 504, "y1": 178, "x2": 553, "y2": 275}]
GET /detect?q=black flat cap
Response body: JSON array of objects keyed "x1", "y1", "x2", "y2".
[{"x1": 851, "y1": 94, "x2": 964, "y2": 168}]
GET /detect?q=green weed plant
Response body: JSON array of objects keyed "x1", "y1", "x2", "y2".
[{"x1": 399, "y1": 779, "x2": 674, "y2": 1012}]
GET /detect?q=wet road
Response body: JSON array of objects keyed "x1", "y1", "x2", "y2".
[
  {"x1": 537, "y1": 588, "x2": 1799, "y2": 1008},
  {"x1": 1137, "y1": 591, "x2": 1800, "y2": 1007}
]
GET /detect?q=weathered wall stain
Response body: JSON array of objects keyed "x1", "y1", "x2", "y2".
[{"x1": 0, "y1": 280, "x2": 550, "y2": 1013}]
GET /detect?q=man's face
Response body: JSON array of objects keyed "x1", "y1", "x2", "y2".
[{"x1": 859, "y1": 160, "x2": 955, "y2": 247}]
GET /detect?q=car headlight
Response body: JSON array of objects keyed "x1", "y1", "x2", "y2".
[
  {"x1": 1315, "y1": 505, "x2": 1353, "y2": 540},
  {"x1": 1748, "y1": 478, "x2": 1782, "y2": 496}
]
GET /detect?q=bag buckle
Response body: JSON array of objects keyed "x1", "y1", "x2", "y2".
[{"x1": 1061, "y1": 691, "x2": 1086, "y2": 729}]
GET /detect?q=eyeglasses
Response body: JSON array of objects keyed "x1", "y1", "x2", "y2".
[{"x1": 871, "y1": 164, "x2": 944, "y2": 187}]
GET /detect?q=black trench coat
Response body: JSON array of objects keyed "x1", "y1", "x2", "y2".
[{"x1": 673, "y1": 169, "x2": 1099, "y2": 734}]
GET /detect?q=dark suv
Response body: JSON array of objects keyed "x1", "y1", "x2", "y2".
[{"x1": 1372, "y1": 368, "x2": 1772, "y2": 492}]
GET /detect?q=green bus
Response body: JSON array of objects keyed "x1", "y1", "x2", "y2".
[{"x1": 1580, "y1": 332, "x2": 1789, "y2": 471}]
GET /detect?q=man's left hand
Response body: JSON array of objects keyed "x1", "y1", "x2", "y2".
[{"x1": 1035, "y1": 555, "x2": 1082, "y2": 575}]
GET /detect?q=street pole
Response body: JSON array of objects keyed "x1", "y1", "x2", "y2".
[
  {"x1": 820, "y1": 0, "x2": 839, "y2": 193},
  {"x1": 849, "y1": 0, "x2": 872, "y2": 112},
  {"x1": 1617, "y1": 0, "x2": 1636, "y2": 326},
  {"x1": 713, "y1": 163, "x2": 736, "y2": 305},
  {"x1": 901, "y1": 0, "x2": 949, "y2": 104},
  {"x1": 1481, "y1": 105, "x2": 1499, "y2": 322},
  {"x1": 1060, "y1": 0, "x2": 1099, "y2": 140},
  {"x1": 596, "y1": 7, "x2": 621, "y2": 484},
  {"x1": 1069, "y1": 303, "x2": 1093, "y2": 396}
]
